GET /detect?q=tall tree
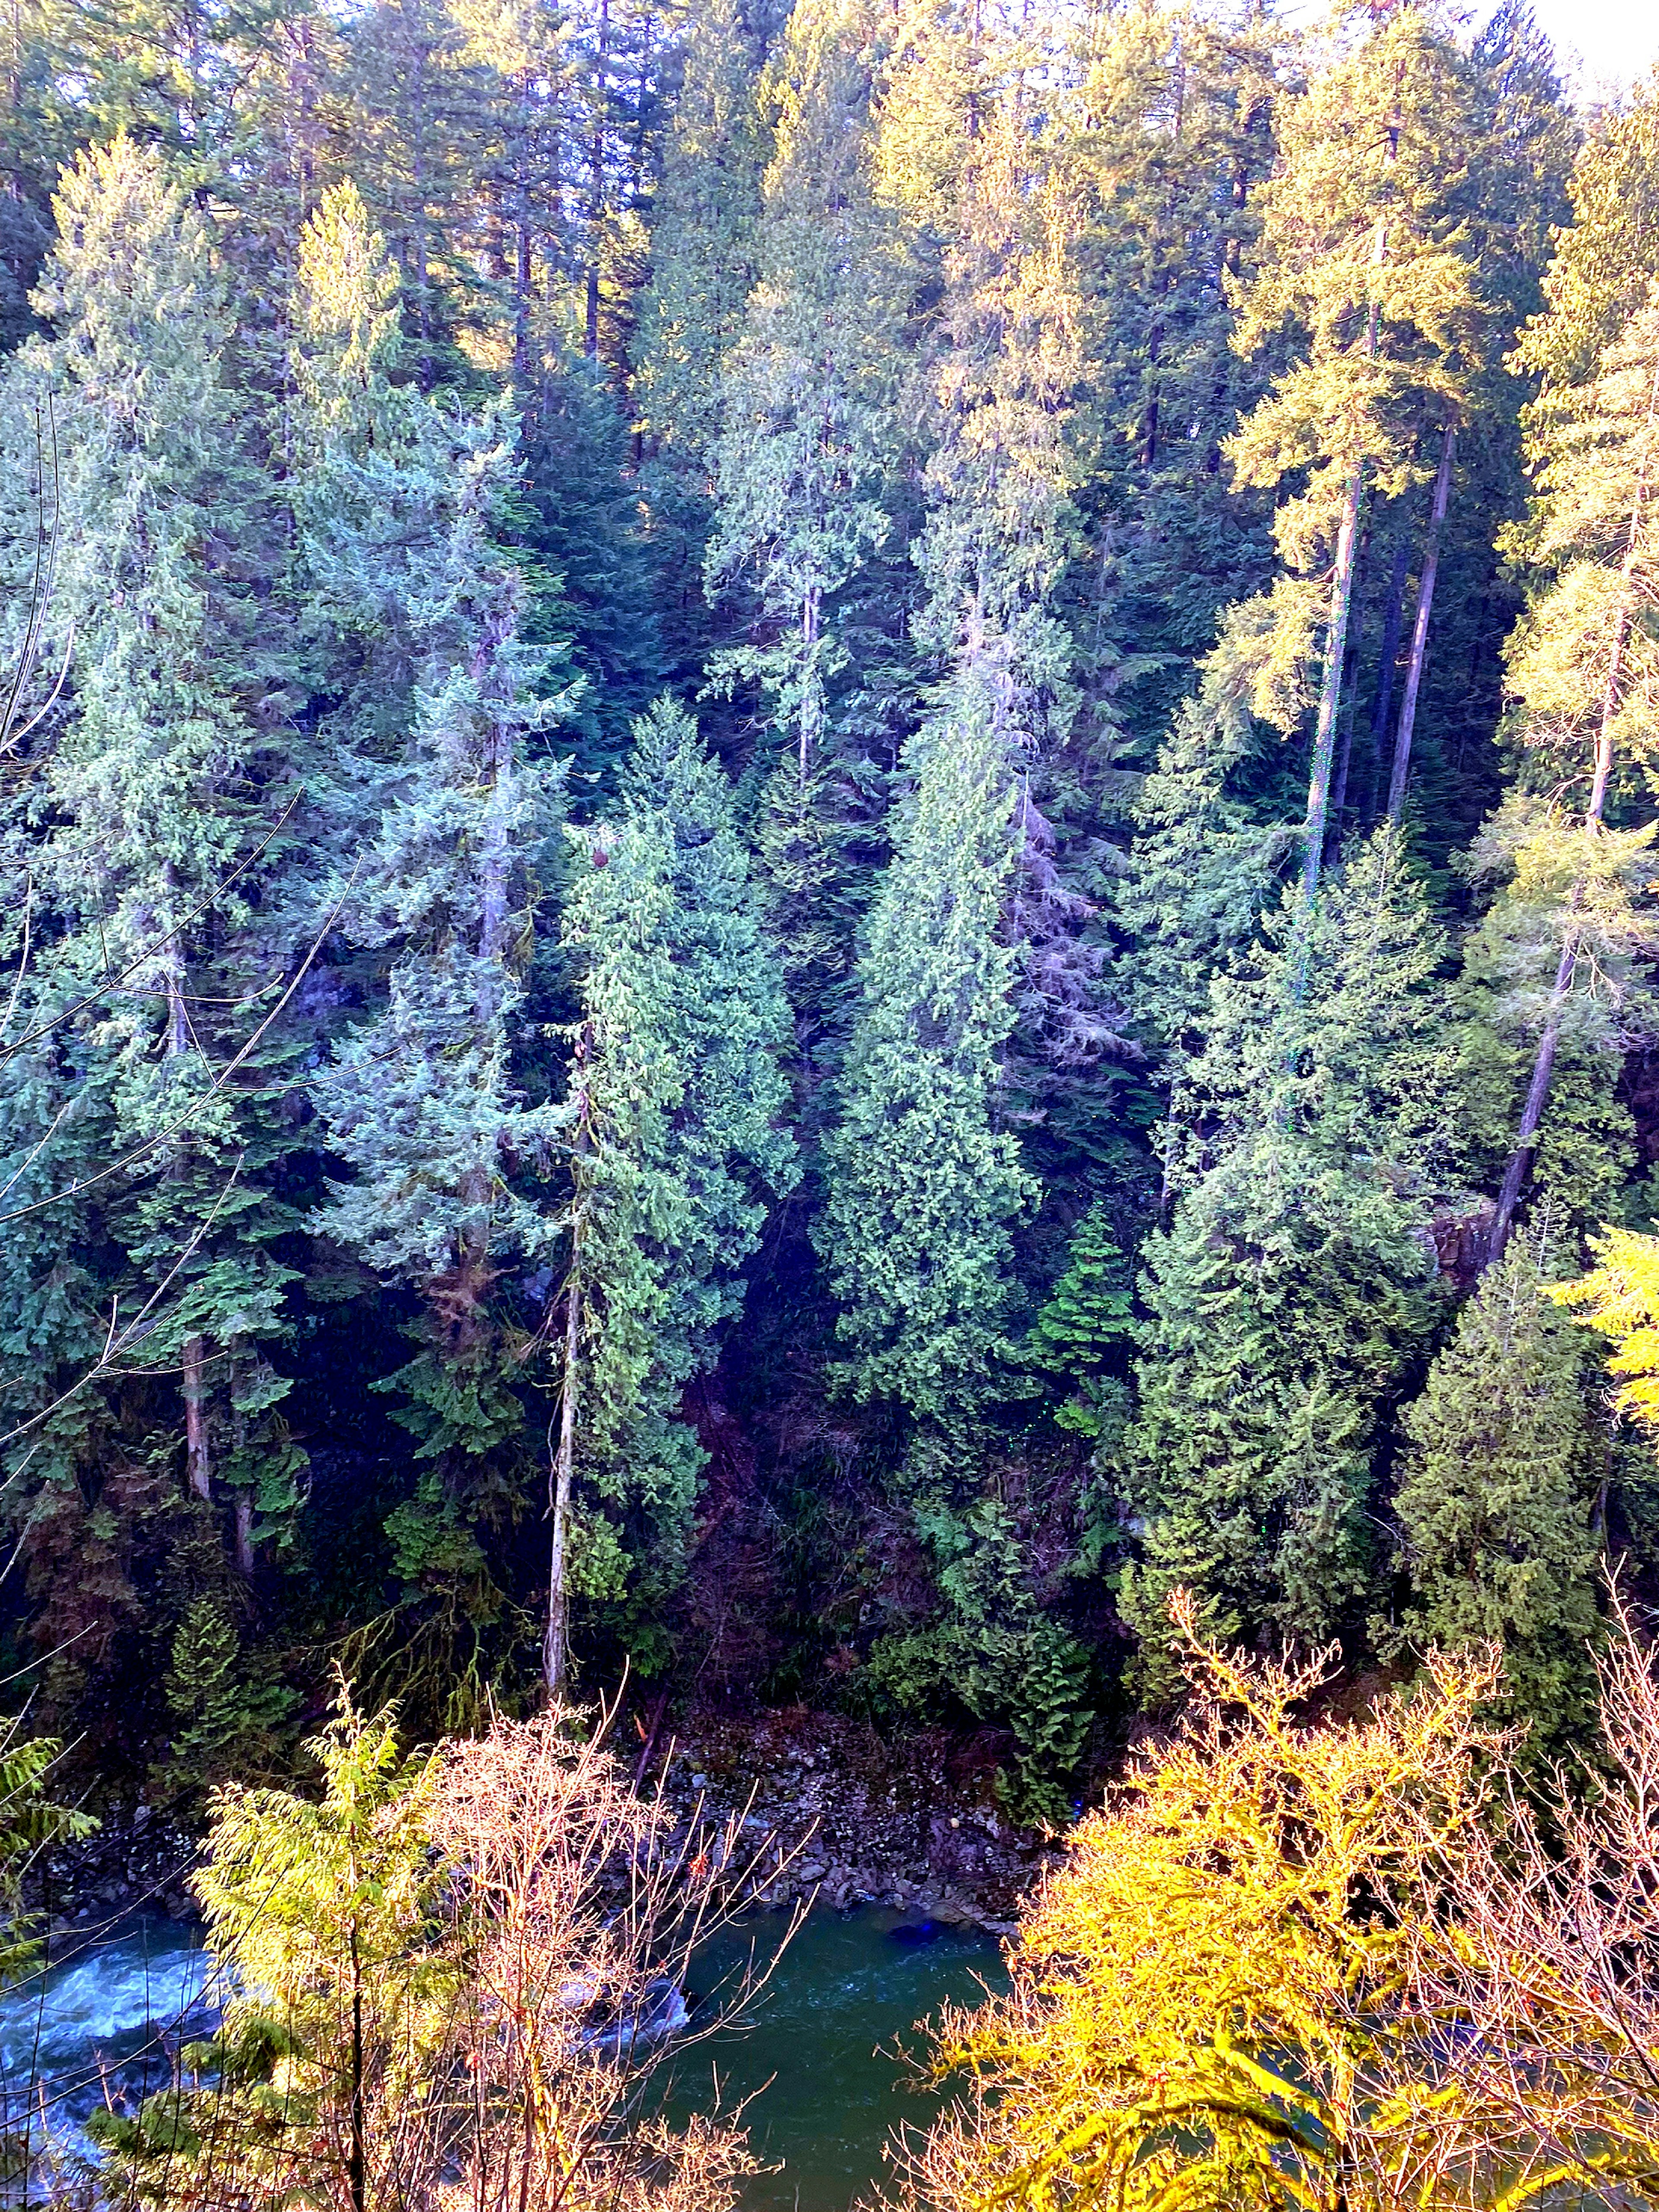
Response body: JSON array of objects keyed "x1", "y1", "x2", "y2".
[
  {"x1": 1228, "y1": 4, "x2": 1487, "y2": 905},
  {"x1": 1390, "y1": 1239, "x2": 1603, "y2": 1742},
  {"x1": 1122, "y1": 830, "x2": 1450, "y2": 1700},
  {"x1": 4, "y1": 137, "x2": 307, "y2": 1584},
  {"x1": 547, "y1": 698, "x2": 796, "y2": 1691},
  {"x1": 295, "y1": 184, "x2": 566, "y2": 1605},
  {"x1": 1485, "y1": 282, "x2": 1659, "y2": 1257}
]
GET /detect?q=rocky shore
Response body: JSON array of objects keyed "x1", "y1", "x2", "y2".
[
  {"x1": 31, "y1": 1799, "x2": 200, "y2": 1935},
  {"x1": 26, "y1": 1708, "x2": 1055, "y2": 1939},
  {"x1": 650, "y1": 1708, "x2": 1056, "y2": 1934}
]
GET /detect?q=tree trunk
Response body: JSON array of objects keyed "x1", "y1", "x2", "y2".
[
  {"x1": 585, "y1": 0, "x2": 610, "y2": 360},
  {"x1": 1386, "y1": 424, "x2": 1455, "y2": 825},
  {"x1": 1488, "y1": 356, "x2": 1659, "y2": 1263},
  {"x1": 1302, "y1": 463, "x2": 1364, "y2": 905},
  {"x1": 235, "y1": 1490, "x2": 254, "y2": 1576},
  {"x1": 799, "y1": 584, "x2": 821, "y2": 788},
  {"x1": 543, "y1": 1259, "x2": 581, "y2": 1702},
  {"x1": 1488, "y1": 941, "x2": 1572, "y2": 1263},
  {"x1": 183, "y1": 1337, "x2": 211, "y2": 1501},
  {"x1": 1360, "y1": 531, "x2": 1411, "y2": 826}
]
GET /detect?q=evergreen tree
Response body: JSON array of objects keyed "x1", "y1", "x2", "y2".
[
  {"x1": 1028, "y1": 1203, "x2": 1135, "y2": 1445},
  {"x1": 547, "y1": 698, "x2": 797, "y2": 1689},
  {"x1": 1391, "y1": 1240, "x2": 1603, "y2": 1741},
  {"x1": 1063, "y1": 0, "x2": 1284, "y2": 754},
  {"x1": 3, "y1": 137, "x2": 306, "y2": 1584},
  {"x1": 817, "y1": 703, "x2": 1033, "y2": 1426},
  {"x1": 295, "y1": 185, "x2": 566, "y2": 1600},
  {"x1": 702, "y1": 0, "x2": 907, "y2": 1037},
  {"x1": 1227, "y1": 5, "x2": 1487, "y2": 902},
  {"x1": 1122, "y1": 830, "x2": 1451, "y2": 1700},
  {"x1": 1483, "y1": 281, "x2": 1659, "y2": 1256}
]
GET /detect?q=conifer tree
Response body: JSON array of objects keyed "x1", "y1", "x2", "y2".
[
  {"x1": 633, "y1": 0, "x2": 771, "y2": 472},
  {"x1": 295, "y1": 185, "x2": 566, "y2": 1595},
  {"x1": 705, "y1": 0, "x2": 904, "y2": 786},
  {"x1": 817, "y1": 706, "x2": 1033, "y2": 1426},
  {"x1": 699, "y1": 0, "x2": 914, "y2": 1060},
  {"x1": 1122, "y1": 830, "x2": 1451, "y2": 1700},
  {"x1": 4, "y1": 137, "x2": 306, "y2": 1578},
  {"x1": 1029, "y1": 1205, "x2": 1134, "y2": 1444},
  {"x1": 547, "y1": 698, "x2": 796, "y2": 1691},
  {"x1": 1063, "y1": 0, "x2": 1284, "y2": 751},
  {"x1": 1484, "y1": 282, "x2": 1659, "y2": 1257},
  {"x1": 1228, "y1": 5, "x2": 1487, "y2": 903},
  {"x1": 1391, "y1": 1240, "x2": 1602, "y2": 1740}
]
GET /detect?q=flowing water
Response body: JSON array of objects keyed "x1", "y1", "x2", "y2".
[
  {"x1": 667, "y1": 1908, "x2": 1010, "y2": 2212},
  {"x1": 0, "y1": 1915, "x2": 212, "y2": 2157},
  {"x1": 0, "y1": 1905, "x2": 1006, "y2": 2204}
]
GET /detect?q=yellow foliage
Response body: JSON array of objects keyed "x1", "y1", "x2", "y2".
[
  {"x1": 911, "y1": 1601, "x2": 1504, "y2": 2212},
  {"x1": 1552, "y1": 1224, "x2": 1659, "y2": 1435}
]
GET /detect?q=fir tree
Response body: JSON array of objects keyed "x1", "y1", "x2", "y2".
[
  {"x1": 547, "y1": 698, "x2": 797, "y2": 1689},
  {"x1": 1391, "y1": 1240, "x2": 1603, "y2": 1742},
  {"x1": 1121, "y1": 830, "x2": 1451, "y2": 1701},
  {"x1": 817, "y1": 704, "x2": 1034, "y2": 1426}
]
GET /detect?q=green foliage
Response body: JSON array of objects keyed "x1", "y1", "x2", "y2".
[
  {"x1": 160, "y1": 1598, "x2": 297, "y2": 1794},
  {"x1": 1029, "y1": 1206, "x2": 1135, "y2": 1443},
  {"x1": 1389, "y1": 1241, "x2": 1603, "y2": 1745},
  {"x1": 561, "y1": 697, "x2": 798, "y2": 1618},
  {"x1": 1122, "y1": 833, "x2": 1453, "y2": 1703},
  {"x1": 818, "y1": 703, "x2": 1034, "y2": 1425}
]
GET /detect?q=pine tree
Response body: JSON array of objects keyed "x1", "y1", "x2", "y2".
[
  {"x1": 1391, "y1": 1240, "x2": 1602, "y2": 1742},
  {"x1": 547, "y1": 698, "x2": 797, "y2": 1690}
]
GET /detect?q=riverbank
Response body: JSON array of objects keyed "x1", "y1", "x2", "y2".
[
  {"x1": 27, "y1": 1704, "x2": 1055, "y2": 1937},
  {"x1": 651, "y1": 1707, "x2": 1057, "y2": 1933}
]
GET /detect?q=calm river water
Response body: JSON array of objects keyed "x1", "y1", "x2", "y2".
[{"x1": 0, "y1": 1905, "x2": 1007, "y2": 2205}]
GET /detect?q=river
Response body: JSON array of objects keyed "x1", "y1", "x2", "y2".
[{"x1": 0, "y1": 1907, "x2": 1008, "y2": 2206}]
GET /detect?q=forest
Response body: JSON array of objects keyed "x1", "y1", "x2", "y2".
[{"x1": 3, "y1": 0, "x2": 1659, "y2": 1853}]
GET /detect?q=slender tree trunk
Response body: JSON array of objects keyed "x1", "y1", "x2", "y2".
[
  {"x1": 585, "y1": 0, "x2": 610, "y2": 361},
  {"x1": 1488, "y1": 359, "x2": 1659, "y2": 1263},
  {"x1": 1489, "y1": 941, "x2": 1573, "y2": 1262},
  {"x1": 544, "y1": 1252, "x2": 581, "y2": 1701},
  {"x1": 183, "y1": 1341, "x2": 211, "y2": 1501},
  {"x1": 1386, "y1": 424, "x2": 1455, "y2": 825},
  {"x1": 234, "y1": 1491, "x2": 254, "y2": 1576},
  {"x1": 1360, "y1": 531, "x2": 1411, "y2": 826},
  {"x1": 1302, "y1": 218, "x2": 1386, "y2": 903},
  {"x1": 1302, "y1": 465, "x2": 1364, "y2": 904},
  {"x1": 348, "y1": 1921, "x2": 366, "y2": 2212},
  {"x1": 799, "y1": 585, "x2": 821, "y2": 788},
  {"x1": 163, "y1": 939, "x2": 213, "y2": 1501}
]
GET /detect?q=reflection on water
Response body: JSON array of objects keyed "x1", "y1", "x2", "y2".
[
  {"x1": 667, "y1": 1907, "x2": 1010, "y2": 2212},
  {"x1": 0, "y1": 1917, "x2": 211, "y2": 2158}
]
